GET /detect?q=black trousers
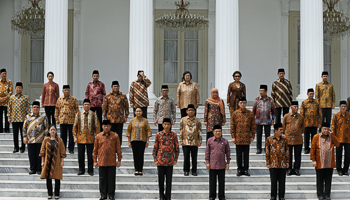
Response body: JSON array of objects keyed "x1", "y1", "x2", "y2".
[
  {"x1": 269, "y1": 168, "x2": 287, "y2": 199},
  {"x1": 60, "y1": 124, "x2": 74, "y2": 152},
  {"x1": 131, "y1": 141, "x2": 146, "y2": 172},
  {"x1": 27, "y1": 143, "x2": 42, "y2": 172},
  {"x1": 90, "y1": 107, "x2": 103, "y2": 131},
  {"x1": 209, "y1": 169, "x2": 225, "y2": 200},
  {"x1": 44, "y1": 106, "x2": 56, "y2": 125},
  {"x1": 158, "y1": 124, "x2": 172, "y2": 132},
  {"x1": 275, "y1": 107, "x2": 289, "y2": 124},
  {"x1": 133, "y1": 107, "x2": 147, "y2": 118},
  {"x1": 206, "y1": 132, "x2": 214, "y2": 141},
  {"x1": 12, "y1": 122, "x2": 25, "y2": 151},
  {"x1": 321, "y1": 108, "x2": 332, "y2": 124},
  {"x1": 304, "y1": 127, "x2": 317, "y2": 150},
  {"x1": 99, "y1": 166, "x2": 116, "y2": 199},
  {"x1": 180, "y1": 108, "x2": 197, "y2": 118},
  {"x1": 316, "y1": 168, "x2": 333, "y2": 198},
  {"x1": 46, "y1": 155, "x2": 60, "y2": 197},
  {"x1": 183, "y1": 146, "x2": 198, "y2": 173},
  {"x1": 236, "y1": 145, "x2": 250, "y2": 171},
  {"x1": 336, "y1": 143, "x2": 350, "y2": 173},
  {"x1": 78, "y1": 143, "x2": 94, "y2": 173},
  {"x1": 157, "y1": 166, "x2": 173, "y2": 200},
  {"x1": 256, "y1": 125, "x2": 271, "y2": 151},
  {"x1": 289, "y1": 144, "x2": 302, "y2": 171},
  {"x1": 0, "y1": 106, "x2": 9, "y2": 131},
  {"x1": 111, "y1": 123, "x2": 123, "y2": 146}
]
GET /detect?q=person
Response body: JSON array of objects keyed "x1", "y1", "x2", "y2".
[
  {"x1": 126, "y1": 107, "x2": 152, "y2": 176},
  {"x1": 271, "y1": 68, "x2": 293, "y2": 124},
  {"x1": 179, "y1": 104, "x2": 202, "y2": 176},
  {"x1": 0, "y1": 68, "x2": 13, "y2": 133},
  {"x1": 177, "y1": 71, "x2": 200, "y2": 118},
  {"x1": 266, "y1": 123, "x2": 289, "y2": 200},
  {"x1": 23, "y1": 101, "x2": 49, "y2": 175},
  {"x1": 41, "y1": 71, "x2": 59, "y2": 125},
  {"x1": 7, "y1": 82, "x2": 30, "y2": 153},
  {"x1": 102, "y1": 81, "x2": 129, "y2": 145},
  {"x1": 231, "y1": 97, "x2": 256, "y2": 176},
  {"x1": 315, "y1": 71, "x2": 335, "y2": 126},
  {"x1": 204, "y1": 88, "x2": 226, "y2": 141},
  {"x1": 93, "y1": 120, "x2": 122, "y2": 200},
  {"x1": 310, "y1": 122, "x2": 340, "y2": 200},
  {"x1": 331, "y1": 100, "x2": 350, "y2": 176},
  {"x1": 73, "y1": 99, "x2": 100, "y2": 176},
  {"x1": 253, "y1": 84, "x2": 275, "y2": 154},
  {"x1": 153, "y1": 118, "x2": 179, "y2": 200},
  {"x1": 129, "y1": 70, "x2": 151, "y2": 118},
  {"x1": 55, "y1": 85, "x2": 79, "y2": 154},
  {"x1": 153, "y1": 85, "x2": 176, "y2": 132},
  {"x1": 85, "y1": 70, "x2": 106, "y2": 131},
  {"x1": 227, "y1": 71, "x2": 246, "y2": 117},
  {"x1": 282, "y1": 101, "x2": 305, "y2": 176},
  {"x1": 40, "y1": 125, "x2": 67, "y2": 200},
  {"x1": 205, "y1": 124, "x2": 230, "y2": 200},
  {"x1": 300, "y1": 88, "x2": 322, "y2": 154}
]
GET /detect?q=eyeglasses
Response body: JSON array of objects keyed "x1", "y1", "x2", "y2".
[{"x1": 32, "y1": 106, "x2": 40, "y2": 109}]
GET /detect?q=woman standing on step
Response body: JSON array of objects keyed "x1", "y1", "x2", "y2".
[
  {"x1": 40, "y1": 125, "x2": 66, "y2": 199},
  {"x1": 126, "y1": 107, "x2": 152, "y2": 176},
  {"x1": 227, "y1": 71, "x2": 246, "y2": 118},
  {"x1": 177, "y1": 71, "x2": 200, "y2": 118}
]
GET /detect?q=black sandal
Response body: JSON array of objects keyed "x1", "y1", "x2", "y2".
[
  {"x1": 48, "y1": 196, "x2": 52, "y2": 199},
  {"x1": 55, "y1": 197, "x2": 59, "y2": 199}
]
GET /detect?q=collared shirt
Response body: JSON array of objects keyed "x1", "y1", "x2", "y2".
[
  {"x1": 176, "y1": 81, "x2": 200, "y2": 109},
  {"x1": 102, "y1": 92, "x2": 129, "y2": 123},
  {"x1": 93, "y1": 131, "x2": 122, "y2": 167},
  {"x1": 253, "y1": 96, "x2": 275, "y2": 125},
  {"x1": 41, "y1": 82, "x2": 59, "y2": 106},
  {"x1": 126, "y1": 117, "x2": 152, "y2": 142},
  {"x1": 153, "y1": 96, "x2": 176, "y2": 124},
  {"x1": 227, "y1": 81, "x2": 246, "y2": 108},
  {"x1": 271, "y1": 78, "x2": 293, "y2": 108},
  {"x1": 23, "y1": 114, "x2": 49, "y2": 144},
  {"x1": 282, "y1": 112, "x2": 305, "y2": 145},
  {"x1": 310, "y1": 133, "x2": 340, "y2": 169},
  {"x1": 300, "y1": 98, "x2": 322, "y2": 127},
  {"x1": 85, "y1": 81, "x2": 106, "y2": 107},
  {"x1": 230, "y1": 109, "x2": 256, "y2": 145},
  {"x1": 179, "y1": 116, "x2": 202, "y2": 146},
  {"x1": 205, "y1": 137, "x2": 231, "y2": 170},
  {"x1": 129, "y1": 76, "x2": 151, "y2": 107},
  {"x1": 153, "y1": 131, "x2": 179, "y2": 166},
  {"x1": 55, "y1": 95, "x2": 79, "y2": 124},
  {"x1": 73, "y1": 110, "x2": 100, "y2": 144},
  {"x1": 265, "y1": 136, "x2": 289, "y2": 168},
  {"x1": 315, "y1": 81, "x2": 335, "y2": 108},
  {"x1": 0, "y1": 79, "x2": 13, "y2": 107},
  {"x1": 331, "y1": 112, "x2": 350, "y2": 143},
  {"x1": 204, "y1": 100, "x2": 226, "y2": 132},
  {"x1": 7, "y1": 94, "x2": 31, "y2": 122}
]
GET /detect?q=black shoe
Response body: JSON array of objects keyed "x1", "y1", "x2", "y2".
[
  {"x1": 77, "y1": 171, "x2": 85, "y2": 175},
  {"x1": 12, "y1": 149, "x2": 19, "y2": 153},
  {"x1": 184, "y1": 171, "x2": 189, "y2": 176},
  {"x1": 88, "y1": 172, "x2": 94, "y2": 176},
  {"x1": 244, "y1": 170, "x2": 250, "y2": 176},
  {"x1": 270, "y1": 198, "x2": 276, "y2": 200},
  {"x1": 279, "y1": 198, "x2": 285, "y2": 200},
  {"x1": 192, "y1": 172, "x2": 197, "y2": 176},
  {"x1": 36, "y1": 171, "x2": 41, "y2": 175},
  {"x1": 294, "y1": 171, "x2": 300, "y2": 176},
  {"x1": 287, "y1": 170, "x2": 292, "y2": 176},
  {"x1": 318, "y1": 196, "x2": 324, "y2": 200},
  {"x1": 324, "y1": 198, "x2": 331, "y2": 200},
  {"x1": 209, "y1": 198, "x2": 215, "y2": 200},
  {"x1": 237, "y1": 170, "x2": 242, "y2": 176},
  {"x1": 20, "y1": 148, "x2": 25, "y2": 153},
  {"x1": 4, "y1": 129, "x2": 10, "y2": 133},
  {"x1": 29, "y1": 170, "x2": 36, "y2": 175},
  {"x1": 256, "y1": 149, "x2": 262, "y2": 154},
  {"x1": 304, "y1": 149, "x2": 310, "y2": 154},
  {"x1": 343, "y1": 171, "x2": 349, "y2": 176},
  {"x1": 69, "y1": 151, "x2": 74, "y2": 154},
  {"x1": 338, "y1": 170, "x2": 343, "y2": 176}
]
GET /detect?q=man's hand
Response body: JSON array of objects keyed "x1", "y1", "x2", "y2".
[
  {"x1": 222, "y1": 123, "x2": 225, "y2": 126},
  {"x1": 60, "y1": 160, "x2": 64, "y2": 167},
  {"x1": 312, "y1": 161, "x2": 317, "y2": 167},
  {"x1": 23, "y1": 140, "x2": 28, "y2": 144},
  {"x1": 267, "y1": 165, "x2": 271, "y2": 168},
  {"x1": 130, "y1": 103, "x2": 134, "y2": 108},
  {"x1": 206, "y1": 163, "x2": 210, "y2": 170},
  {"x1": 41, "y1": 162, "x2": 45, "y2": 167},
  {"x1": 181, "y1": 142, "x2": 184, "y2": 146},
  {"x1": 226, "y1": 164, "x2": 229, "y2": 170},
  {"x1": 250, "y1": 138, "x2": 254, "y2": 143},
  {"x1": 94, "y1": 162, "x2": 98, "y2": 168},
  {"x1": 286, "y1": 163, "x2": 289, "y2": 168},
  {"x1": 177, "y1": 104, "x2": 180, "y2": 108},
  {"x1": 197, "y1": 143, "x2": 201, "y2": 147},
  {"x1": 227, "y1": 103, "x2": 230, "y2": 107},
  {"x1": 196, "y1": 104, "x2": 199, "y2": 109},
  {"x1": 74, "y1": 139, "x2": 78, "y2": 143},
  {"x1": 173, "y1": 161, "x2": 177, "y2": 165},
  {"x1": 204, "y1": 122, "x2": 207, "y2": 126},
  {"x1": 8, "y1": 119, "x2": 11, "y2": 123},
  {"x1": 116, "y1": 161, "x2": 121, "y2": 168},
  {"x1": 332, "y1": 104, "x2": 335, "y2": 109},
  {"x1": 154, "y1": 121, "x2": 158, "y2": 126},
  {"x1": 172, "y1": 121, "x2": 175, "y2": 126},
  {"x1": 271, "y1": 121, "x2": 274, "y2": 126},
  {"x1": 155, "y1": 161, "x2": 159, "y2": 166},
  {"x1": 146, "y1": 142, "x2": 149, "y2": 148},
  {"x1": 318, "y1": 124, "x2": 321, "y2": 129},
  {"x1": 128, "y1": 142, "x2": 131, "y2": 148},
  {"x1": 56, "y1": 120, "x2": 60, "y2": 125},
  {"x1": 123, "y1": 118, "x2": 127, "y2": 123},
  {"x1": 231, "y1": 138, "x2": 236, "y2": 144}
]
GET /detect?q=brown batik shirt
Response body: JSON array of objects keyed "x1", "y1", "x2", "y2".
[
  {"x1": 265, "y1": 136, "x2": 289, "y2": 168},
  {"x1": 282, "y1": 112, "x2": 305, "y2": 145},
  {"x1": 55, "y1": 95, "x2": 79, "y2": 124},
  {"x1": 129, "y1": 77, "x2": 151, "y2": 107},
  {"x1": 300, "y1": 98, "x2": 322, "y2": 127},
  {"x1": 93, "y1": 131, "x2": 122, "y2": 167},
  {"x1": 315, "y1": 81, "x2": 335, "y2": 108},
  {"x1": 102, "y1": 92, "x2": 129, "y2": 123},
  {"x1": 271, "y1": 78, "x2": 293, "y2": 108},
  {"x1": 231, "y1": 108, "x2": 256, "y2": 145},
  {"x1": 331, "y1": 112, "x2": 350, "y2": 143}
]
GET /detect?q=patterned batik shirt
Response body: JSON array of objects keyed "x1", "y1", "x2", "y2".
[
  {"x1": 129, "y1": 76, "x2": 151, "y2": 107},
  {"x1": 204, "y1": 100, "x2": 226, "y2": 132},
  {"x1": 0, "y1": 79, "x2": 13, "y2": 107},
  {"x1": 85, "y1": 81, "x2": 106, "y2": 108},
  {"x1": 153, "y1": 96, "x2": 176, "y2": 124},
  {"x1": 23, "y1": 114, "x2": 49, "y2": 144},
  {"x1": 93, "y1": 131, "x2": 122, "y2": 167},
  {"x1": 315, "y1": 81, "x2": 335, "y2": 108},
  {"x1": 230, "y1": 109, "x2": 256, "y2": 145},
  {"x1": 282, "y1": 112, "x2": 305, "y2": 145},
  {"x1": 252, "y1": 96, "x2": 275, "y2": 125},
  {"x1": 126, "y1": 117, "x2": 152, "y2": 142},
  {"x1": 176, "y1": 81, "x2": 200, "y2": 109},
  {"x1": 102, "y1": 92, "x2": 129, "y2": 123},
  {"x1": 153, "y1": 131, "x2": 179, "y2": 166},
  {"x1": 271, "y1": 78, "x2": 293, "y2": 108},
  {"x1": 41, "y1": 82, "x2": 59, "y2": 106},
  {"x1": 331, "y1": 112, "x2": 350, "y2": 143},
  {"x1": 300, "y1": 98, "x2": 322, "y2": 127},
  {"x1": 7, "y1": 94, "x2": 31, "y2": 122},
  {"x1": 205, "y1": 137, "x2": 231, "y2": 170},
  {"x1": 179, "y1": 116, "x2": 202, "y2": 146},
  {"x1": 265, "y1": 136, "x2": 289, "y2": 168},
  {"x1": 73, "y1": 110, "x2": 100, "y2": 144},
  {"x1": 55, "y1": 95, "x2": 79, "y2": 124}
]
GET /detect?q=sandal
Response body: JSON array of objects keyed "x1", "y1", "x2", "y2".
[
  {"x1": 55, "y1": 197, "x2": 59, "y2": 200},
  {"x1": 48, "y1": 196, "x2": 52, "y2": 199}
]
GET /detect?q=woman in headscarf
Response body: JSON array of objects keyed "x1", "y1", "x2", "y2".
[{"x1": 227, "y1": 71, "x2": 246, "y2": 117}]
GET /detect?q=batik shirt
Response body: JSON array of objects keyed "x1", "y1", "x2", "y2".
[
  {"x1": 179, "y1": 116, "x2": 202, "y2": 146},
  {"x1": 271, "y1": 78, "x2": 293, "y2": 108},
  {"x1": 204, "y1": 100, "x2": 226, "y2": 132},
  {"x1": 265, "y1": 136, "x2": 289, "y2": 168},
  {"x1": 7, "y1": 94, "x2": 31, "y2": 122},
  {"x1": 129, "y1": 77, "x2": 151, "y2": 107},
  {"x1": 102, "y1": 92, "x2": 129, "y2": 123},
  {"x1": 23, "y1": 114, "x2": 49, "y2": 144},
  {"x1": 231, "y1": 109, "x2": 256, "y2": 145},
  {"x1": 126, "y1": 117, "x2": 152, "y2": 142},
  {"x1": 55, "y1": 95, "x2": 79, "y2": 124},
  {"x1": 153, "y1": 96, "x2": 176, "y2": 124},
  {"x1": 300, "y1": 98, "x2": 322, "y2": 127},
  {"x1": 0, "y1": 79, "x2": 13, "y2": 107},
  {"x1": 41, "y1": 82, "x2": 59, "y2": 106},
  {"x1": 153, "y1": 131, "x2": 179, "y2": 166},
  {"x1": 85, "y1": 81, "x2": 106, "y2": 107},
  {"x1": 205, "y1": 137, "x2": 231, "y2": 170},
  {"x1": 282, "y1": 112, "x2": 305, "y2": 145},
  {"x1": 73, "y1": 110, "x2": 100, "y2": 144},
  {"x1": 252, "y1": 96, "x2": 275, "y2": 125},
  {"x1": 93, "y1": 131, "x2": 122, "y2": 167},
  {"x1": 331, "y1": 112, "x2": 350, "y2": 143},
  {"x1": 176, "y1": 81, "x2": 200, "y2": 109},
  {"x1": 315, "y1": 81, "x2": 335, "y2": 108}
]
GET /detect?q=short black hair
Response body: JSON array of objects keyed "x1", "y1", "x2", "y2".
[
  {"x1": 182, "y1": 71, "x2": 192, "y2": 81},
  {"x1": 232, "y1": 71, "x2": 242, "y2": 77},
  {"x1": 47, "y1": 71, "x2": 54, "y2": 77}
]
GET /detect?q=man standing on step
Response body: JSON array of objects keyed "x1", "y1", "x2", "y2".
[
  {"x1": 129, "y1": 70, "x2": 151, "y2": 118},
  {"x1": 153, "y1": 118, "x2": 179, "y2": 200},
  {"x1": 311, "y1": 121, "x2": 339, "y2": 200},
  {"x1": 253, "y1": 84, "x2": 275, "y2": 154},
  {"x1": 73, "y1": 99, "x2": 100, "y2": 176},
  {"x1": 331, "y1": 100, "x2": 350, "y2": 176},
  {"x1": 23, "y1": 101, "x2": 49, "y2": 175},
  {"x1": 179, "y1": 104, "x2": 202, "y2": 176},
  {"x1": 8, "y1": 82, "x2": 30, "y2": 153},
  {"x1": 283, "y1": 101, "x2": 305, "y2": 176},
  {"x1": 315, "y1": 71, "x2": 335, "y2": 126},
  {"x1": 300, "y1": 88, "x2": 322, "y2": 154},
  {"x1": 231, "y1": 97, "x2": 256, "y2": 176},
  {"x1": 93, "y1": 120, "x2": 122, "y2": 200},
  {"x1": 55, "y1": 85, "x2": 79, "y2": 154},
  {"x1": 0, "y1": 68, "x2": 13, "y2": 133},
  {"x1": 266, "y1": 123, "x2": 289, "y2": 200},
  {"x1": 153, "y1": 85, "x2": 176, "y2": 132},
  {"x1": 102, "y1": 81, "x2": 129, "y2": 145},
  {"x1": 206, "y1": 124, "x2": 230, "y2": 200}
]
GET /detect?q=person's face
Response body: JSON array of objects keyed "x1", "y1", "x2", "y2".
[
  {"x1": 274, "y1": 127, "x2": 284, "y2": 137},
  {"x1": 259, "y1": 89, "x2": 267, "y2": 97},
  {"x1": 184, "y1": 73, "x2": 191, "y2": 82},
  {"x1": 102, "y1": 124, "x2": 111, "y2": 132},
  {"x1": 307, "y1": 92, "x2": 314, "y2": 99},
  {"x1": 63, "y1": 88, "x2": 70, "y2": 96},
  {"x1": 112, "y1": 85, "x2": 120, "y2": 92},
  {"x1": 238, "y1": 101, "x2": 247, "y2": 109},
  {"x1": 233, "y1": 73, "x2": 241, "y2": 81},
  {"x1": 92, "y1": 74, "x2": 99, "y2": 82},
  {"x1": 83, "y1": 102, "x2": 91, "y2": 111},
  {"x1": 47, "y1": 74, "x2": 54, "y2": 81},
  {"x1": 15, "y1": 86, "x2": 23, "y2": 94},
  {"x1": 162, "y1": 122, "x2": 171, "y2": 130},
  {"x1": 278, "y1": 72, "x2": 285, "y2": 79},
  {"x1": 322, "y1": 75, "x2": 329, "y2": 82},
  {"x1": 161, "y1": 89, "x2": 169, "y2": 97},
  {"x1": 321, "y1": 127, "x2": 330, "y2": 135},
  {"x1": 213, "y1": 129, "x2": 222, "y2": 139},
  {"x1": 291, "y1": 105, "x2": 298, "y2": 113},
  {"x1": 1, "y1": 72, "x2": 7, "y2": 79},
  {"x1": 137, "y1": 73, "x2": 144, "y2": 81},
  {"x1": 212, "y1": 91, "x2": 218, "y2": 98},
  {"x1": 340, "y1": 104, "x2": 347, "y2": 112},
  {"x1": 186, "y1": 108, "x2": 195, "y2": 117},
  {"x1": 135, "y1": 108, "x2": 143, "y2": 117},
  {"x1": 32, "y1": 105, "x2": 40, "y2": 115},
  {"x1": 49, "y1": 126, "x2": 57, "y2": 137}
]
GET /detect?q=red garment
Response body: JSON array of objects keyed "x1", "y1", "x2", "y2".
[
  {"x1": 85, "y1": 81, "x2": 106, "y2": 107},
  {"x1": 41, "y1": 82, "x2": 59, "y2": 106}
]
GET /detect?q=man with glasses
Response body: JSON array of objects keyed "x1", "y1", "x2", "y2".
[
  {"x1": 153, "y1": 85, "x2": 176, "y2": 132},
  {"x1": 315, "y1": 71, "x2": 335, "y2": 125}
]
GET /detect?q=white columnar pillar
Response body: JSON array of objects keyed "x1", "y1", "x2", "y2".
[
  {"x1": 281, "y1": 0, "x2": 290, "y2": 71},
  {"x1": 207, "y1": 0, "x2": 216, "y2": 96},
  {"x1": 44, "y1": 0, "x2": 68, "y2": 91},
  {"x1": 215, "y1": 0, "x2": 239, "y2": 101},
  {"x1": 73, "y1": 0, "x2": 81, "y2": 98},
  {"x1": 13, "y1": 0, "x2": 22, "y2": 83},
  {"x1": 129, "y1": 0, "x2": 156, "y2": 103},
  {"x1": 296, "y1": 0, "x2": 323, "y2": 102},
  {"x1": 340, "y1": 0, "x2": 349, "y2": 99}
]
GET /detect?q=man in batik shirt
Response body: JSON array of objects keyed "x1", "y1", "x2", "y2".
[
  {"x1": 129, "y1": 70, "x2": 151, "y2": 118},
  {"x1": 0, "y1": 68, "x2": 13, "y2": 133},
  {"x1": 315, "y1": 71, "x2": 335, "y2": 125},
  {"x1": 153, "y1": 85, "x2": 176, "y2": 132}
]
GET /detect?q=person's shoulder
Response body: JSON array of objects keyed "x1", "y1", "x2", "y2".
[
  {"x1": 70, "y1": 96, "x2": 78, "y2": 101},
  {"x1": 301, "y1": 99, "x2": 308, "y2": 104},
  {"x1": 316, "y1": 81, "x2": 323, "y2": 86},
  {"x1": 207, "y1": 137, "x2": 215, "y2": 143},
  {"x1": 284, "y1": 112, "x2": 292, "y2": 118}
]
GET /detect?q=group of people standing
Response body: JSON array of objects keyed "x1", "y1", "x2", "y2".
[{"x1": 1, "y1": 66, "x2": 350, "y2": 200}]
